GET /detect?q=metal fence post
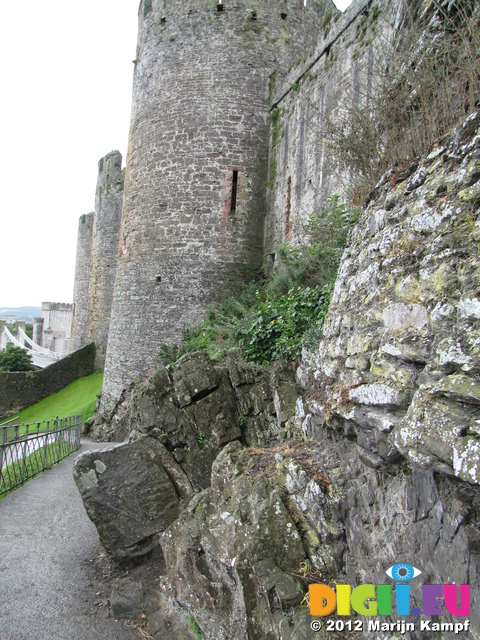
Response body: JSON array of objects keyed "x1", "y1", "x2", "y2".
[
  {"x1": 20, "y1": 424, "x2": 29, "y2": 484},
  {"x1": 0, "y1": 437, "x2": 4, "y2": 477},
  {"x1": 42, "y1": 421, "x2": 49, "y2": 472}
]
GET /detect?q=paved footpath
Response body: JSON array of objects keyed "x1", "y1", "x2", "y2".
[{"x1": 0, "y1": 440, "x2": 140, "y2": 640}]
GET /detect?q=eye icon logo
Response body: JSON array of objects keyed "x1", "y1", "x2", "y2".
[{"x1": 386, "y1": 563, "x2": 422, "y2": 582}]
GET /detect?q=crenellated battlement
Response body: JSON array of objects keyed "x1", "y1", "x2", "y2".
[{"x1": 138, "y1": 0, "x2": 326, "y2": 20}]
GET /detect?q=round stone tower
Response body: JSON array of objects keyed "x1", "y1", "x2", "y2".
[
  {"x1": 70, "y1": 152, "x2": 124, "y2": 370},
  {"x1": 101, "y1": 0, "x2": 333, "y2": 409},
  {"x1": 70, "y1": 212, "x2": 94, "y2": 352},
  {"x1": 88, "y1": 151, "x2": 125, "y2": 370}
]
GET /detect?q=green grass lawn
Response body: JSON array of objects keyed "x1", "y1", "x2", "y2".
[{"x1": 15, "y1": 373, "x2": 103, "y2": 426}]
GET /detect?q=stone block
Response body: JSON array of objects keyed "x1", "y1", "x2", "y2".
[
  {"x1": 382, "y1": 303, "x2": 429, "y2": 330},
  {"x1": 110, "y1": 578, "x2": 145, "y2": 619},
  {"x1": 453, "y1": 438, "x2": 480, "y2": 485},
  {"x1": 172, "y1": 352, "x2": 219, "y2": 408},
  {"x1": 432, "y1": 374, "x2": 480, "y2": 405},
  {"x1": 349, "y1": 383, "x2": 407, "y2": 407},
  {"x1": 73, "y1": 436, "x2": 190, "y2": 559}
]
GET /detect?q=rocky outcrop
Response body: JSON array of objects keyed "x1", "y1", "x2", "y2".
[
  {"x1": 153, "y1": 434, "x2": 480, "y2": 640},
  {"x1": 301, "y1": 111, "x2": 480, "y2": 485},
  {"x1": 75, "y1": 115, "x2": 480, "y2": 639},
  {"x1": 156, "y1": 440, "x2": 344, "y2": 640},
  {"x1": 75, "y1": 352, "x2": 302, "y2": 560}
]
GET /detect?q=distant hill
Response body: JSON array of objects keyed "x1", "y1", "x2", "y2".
[{"x1": 0, "y1": 306, "x2": 42, "y2": 322}]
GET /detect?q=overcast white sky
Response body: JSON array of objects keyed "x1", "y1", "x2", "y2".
[{"x1": 0, "y1": 0, "x2": 351, "y2": 309}]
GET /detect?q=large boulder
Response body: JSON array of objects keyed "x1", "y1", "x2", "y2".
[
  {"x1": 73, "y1": 436, "x2": 192, "y2": 559},
  {"x1": 131, "y1": 354, "x2": 242, "y2": 490},
  {"x1": 74, "y1": 352, "x2": 303, "y2": 562}
]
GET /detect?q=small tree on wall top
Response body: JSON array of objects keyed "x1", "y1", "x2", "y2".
[{"x1": 0, "y1": 344, "x2": 35, "y2": 372}]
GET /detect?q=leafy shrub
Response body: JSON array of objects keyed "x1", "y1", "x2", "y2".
[
  {"x1": 267, "y1": 195, "x2": 358, "y2": 296},
  {"x1": 235, "y1": 284, "x2": 332, "y2": 364},
  {"x1": 0, "y1": 344, "x2": 35, "y2": 372},
  {"x1": 159, "y1": 283, "x2": 260, "y2": 365}
]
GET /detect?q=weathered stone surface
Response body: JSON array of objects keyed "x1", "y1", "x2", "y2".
[
  {"x1": 130, "y1": 356, "x2": 242, "y2": 490},
  {"x1": 349, "y1": 383, "x2": 407, "y2": 408},
  {"x1": 265, "y1": 0, "x2": 406, "y2": 256},
  {"x1": 172, "y1": 352, "x2": 219, "y2": 408},
  {"x1": 151, "y1": 426, "x2": 480, "y2": 639},
  {"x1": 266, "y1": 363, "x2": 303, "y2": 441},
  {"x1": 307, "y1": 113, "x2": 480, "y2": 490},
  {"x1": 73, "y1": 436, "x2": 191, "y2": 559},
  {"x1": 110, "y1": 578, "x2": 145, "y2": 620},
  {"x1": 95, "y1": 349, "x2": 301, "y2": 460},
  {"x1": 382, "y1": 302, "x2": 429, "y2": 330},
  {"x1": 289, "y1": 113, "x2": 480, "y2": 638},
  {"x1": 453, "y1": 438, "x2": 480, "y2": 485},
  {"x1": 159, "y1": 442, "x2": 310, "y2": 640},
  {"x1": 393, "y1": 374, "x2": 480, "y2": 483}
]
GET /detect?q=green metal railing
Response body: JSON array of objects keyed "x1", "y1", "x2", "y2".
[
  {"x1": 0, "y1": 416, "x2": 82, "y2": 497},
  {"x1": 0, "y1": 416, "x2": 20, "y2": 445}
]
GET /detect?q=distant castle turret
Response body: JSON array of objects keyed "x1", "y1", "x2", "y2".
[{"x1": 70, "y1": 151, "x2": 124, "y2": 371}]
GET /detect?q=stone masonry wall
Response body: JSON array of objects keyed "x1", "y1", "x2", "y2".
[
  {"x1": 291, "y1": 113, "x2": 480, "y2": 638},
  {"x1": 70, "y1": 212, "x2": 94, "y2": 351},
  {"x1": 0, "y1": 343, "x2": 95, "y2": 419},
  {"x1": 301, "y1": 111, "x2": 480, "y2": 486},
  {"x1": 264, "y1": 0, "x2": 408, "y2": 255},
  {"x1": 70, "y1": 152, "x2": 124, "y2": 370},
  {"x1": 86, "y1": 151, "x2": 124, "y2": 371},
  {"x1": 101, "y1": 0, "x2": 335, "y2": 410}
]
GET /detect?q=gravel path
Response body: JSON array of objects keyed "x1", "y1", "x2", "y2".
[{"x1": 0, "y1": 440, "x2": 141, "y2": 640}]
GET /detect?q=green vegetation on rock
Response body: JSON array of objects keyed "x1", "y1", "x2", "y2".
[
  {"x1": 188, "y1": 613, "x2": 206, "y2": 639},
  {"x1": 235, "y1": 284, "x2": 332, "y2": 363}
]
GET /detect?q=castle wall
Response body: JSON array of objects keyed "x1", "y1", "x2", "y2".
[
  {"x1": 264, "y1": 0, "x2": 407, "y2": 253},
  {"x1": 86, "y1": 152, "x2": 124, "y2": 370},
  {"x1": 0, "y1": 344, "x2": 95, "y2": 420},
  {"x1": 101, "y1": 0, "x2": 335, "y2": 409},
  {"x1": 41, "y1": 302, "x2": 72, "y2": 352},
  {"x1": 70, "y1": 152, "x2": 124, "y2": 370},
  {"x1": 70, "y1": 213, "x2": 94, "y2": 351}
]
